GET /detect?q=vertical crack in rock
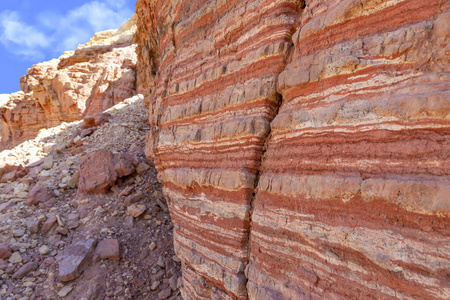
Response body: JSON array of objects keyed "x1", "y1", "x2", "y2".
[
  {"x1": 244, "y1": 91, "x2": 283, "y2": 284},
  {"x1": 135, "y1": 0, "x2": 305, "y2": 299}
]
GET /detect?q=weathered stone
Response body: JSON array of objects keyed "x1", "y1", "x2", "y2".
[
  {"x1": 57, "y1": 285, "x2": 73, "y2": 297},
  {"x1": 83, "y1": 112, "x2": 111, "y2": 129},
  {"x1": 12, "y1": 262, "x2": 38, "y2": 279},
  {"x1": 9, "y1": 252, "x2": 22, "y2": 264},
  {"x1": 41, "y1": 215, "x2": 57, "y2": 235},
  {"x1": 67, "y1": 171, "x2": 79, "y2": 189},
  {"x1": 149, "y1": 242, "x2": 156, "y2": 251},
  {"x1": 26, "y1": 219, "x2": 40, "y2": 234},
  {"x1": 136, "y1": 162, "x2": 150, "y2": 174},
  {"x1": 0, "y1": 245, "x2": 11, "y2": 259},
  {"x1": 79, "y1": 127, "x2": 95, "y2": 138},
  {"x1": 96, "y1": 239, "x2": 120, "y2": 261},
  {"x1": 10, "y1": 242, "x2": 31, "y2": 251},
  {"x1": 0, "y1": 164, "x2": 26, "y2": 183},
  {"x1": 42, "y1": 156, "x2": 53, "y2": 170},
  {"x1": 150, "y1": 281, "x2": 160, "y2": 290},
  {"x1": 127, "y1": 204, "x2": 146, "y2": 218},
  {"x1": 156, "y1": 256, "x2": 165, "y2": 268},
  {"x1": 169, "y1": 275, "x2": 178, "y2": 291},
  {"x1": 27, "y1": 185, "x2": 51, "y2": 206},
  {"x1": 39, "y1": 245, "x2": 50, "y2": 255},
  {"x1": 56, "y1": 227, "x2": 69, "y2": 236},
  {"x1": 0, "y1": 200, "x2": 13, "y2": 213},
  {"x1": 0, "y1": 258, "x2": 7, "y2": 270},
  {"x1": 114, "y1": 153, "x2": 136, "y2": 178},
  {"x1": 158, "y1": 288, "x2": 171, "y2": 299},
  {"x1": 124, "y1": 191, "x2": 144, "y2": 206},
  {"x1": 119, "y1": 186, "x2": 134, "y2": 197},
  {"x1": 12, "y1": 228, "x2": 25, "y2": 237},
  {"x1": 77, "y1": 149, "x2": 118, "y2": 194},
  {"x1": 77, "y1": 149, "x2": 136, "y2": 194},
  {"x1": 58, "y1": 239, "x2": 97, "y2": 282}
]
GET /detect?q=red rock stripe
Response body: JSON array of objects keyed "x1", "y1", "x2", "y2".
[
  {"x1": 254, "y1": 190, "x2": 450, "y2": 235},
  {"x1": 164, "y1": 181, "x2": 254, "y2": 206},
  {"x1": 249, "y1": 238, "x2": 420, "y2": 300},
  {"x1": 176, "y1": 0, "x2": 243, "y2": 44},
  {"x1": 214, "y1": 1, "x2": 299, "y2": 50},
  {"x1": 264, "y1": 127, "x2": 450, "y2": 176},
  {"x1": 160, "y1": 98, "x2": 277, "y2": 128},
  {"x1": 297, "y1": 0, "x2": 440, "y2": 57},
  {"x1": 181, "y1": 255, "x2": 244, "y2": 300},
  {"x1": 173, "y1": 215, "x2": 249, "y2": 252},
  {"x1": 284, "y1": 62, "x2": 414, "y2": 102},
  {"x1": 156, "y1": 135, "x2": 265, "y2": 153},
  {"x1": 163, "y1": 55, "x2": 286, "y2": 108}
]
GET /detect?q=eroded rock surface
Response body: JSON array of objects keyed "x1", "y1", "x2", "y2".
[
  {"x1": 0, "y1": 16, "x2": 138, "y2": 148},
  {"x1": 136, "y1": 0, "x2": 449, "y2": 299}
]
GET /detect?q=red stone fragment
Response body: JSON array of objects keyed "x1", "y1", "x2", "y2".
[
  {"x1": 27, "y1": 185, "x2": 52, "y2": 206},
  {"x1": 96, "y1": 239, "x2": 120, "y2": 261}
]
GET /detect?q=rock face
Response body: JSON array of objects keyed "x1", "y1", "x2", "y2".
[
  {"x1": 136, "y1": 0, "x2": 449, "y2": 299},
  {"x1": 0, "y1": 16, "x2": 138, "y2": 147}
]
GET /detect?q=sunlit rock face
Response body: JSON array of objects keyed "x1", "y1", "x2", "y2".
[
  {"x1": 137, "y1": 0, "x2": 450, "y2": 299},
  {"x1": 0, "y1": 16, "x2": 138, "y2": 146}
]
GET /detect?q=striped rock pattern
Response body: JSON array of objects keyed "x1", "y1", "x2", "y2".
[
  {"x1": 136, "y1": 0, "x2": 450, "y2": 299},
  {"x1": 138, "y1": 0, "x2": 302, "y2": 298},
  {"x1": 249, "y1": 0, "x2": 450, "y2": 299}
]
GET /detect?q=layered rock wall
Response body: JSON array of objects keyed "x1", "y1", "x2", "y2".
[
  {"x1": 136, "y1": 0, "x2": 450, "y2": 299},
  {"x1": 138, "y1": 0, "x2": 303, "y2": 298},
  {"x1": 248, "y1": 1, "x2": 450, "y2": 298},
  {"x1": 0, "y1": 17, "x2": 138, "y2": 146}
]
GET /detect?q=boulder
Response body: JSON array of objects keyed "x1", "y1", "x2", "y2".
[
  {"x1": 27, "y1": 184, "x2": 52, "y2": 206},
  {"x1": 77, "y1": 149, "x2": 118, "y2": 194},
  {"x1": 58, "y1": 239, "x2": 97, "y2": 282},
  {"x1": 78, "y1": 149, "x2": 136, "y2": 194}
]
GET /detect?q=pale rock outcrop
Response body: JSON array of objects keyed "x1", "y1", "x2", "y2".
[
  {"x1": 135, "y1": 0, "x2": 450, "y2": 299},
  {"x1": 0, "y1": 17, "x2": 138, "y2": 147}
]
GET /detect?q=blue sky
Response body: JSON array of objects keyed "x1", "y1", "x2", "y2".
[{"x1": 0, "y1": 0, "x2": 135, "y2": 94}]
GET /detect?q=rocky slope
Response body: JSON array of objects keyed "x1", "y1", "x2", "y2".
[
  {"x1": 0, "y1": 16, "x2": 138, "y2": 149},
  {"x1": 0, "y1": 96, "x2": 182, "y2": 299},
  {"x1": 135, "y1": 0, "x2": 449, "y2": 299}
]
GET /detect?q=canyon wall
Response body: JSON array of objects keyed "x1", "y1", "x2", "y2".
[
  {"x1": 137, "y1": 0, "x2": 449, "y2": 299},
  {"x1": 0, "y1": 16, "x2": 138, "y2": 146}
]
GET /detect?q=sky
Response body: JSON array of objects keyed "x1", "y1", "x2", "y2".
[{"x1": 0, "y1": 0, "x2": 135, "y2": 94}]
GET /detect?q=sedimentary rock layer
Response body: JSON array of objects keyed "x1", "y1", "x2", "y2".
[
  {"x1": 0, "y1": 17, "x2": 138, "y2": 146},
  {"x1": 136, "y1": 0, "x2": 450, "y2": 299},
  {"x1": 248, "y1": 1, "x2": 450, "y2": 299},
  {"x1": 137, "y1": 0, "x2": 302, "y2": 298}
]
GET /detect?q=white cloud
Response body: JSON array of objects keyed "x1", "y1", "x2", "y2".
[
  {"x1": 0, "y1": 11, "x2": 50, "y2": 59},
  {"x1": 0, "y1": 1, "x2": 134, "y2": 60},
  {"x1": 54, "y1": 1, "x2": 133, "y2": 52}
]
